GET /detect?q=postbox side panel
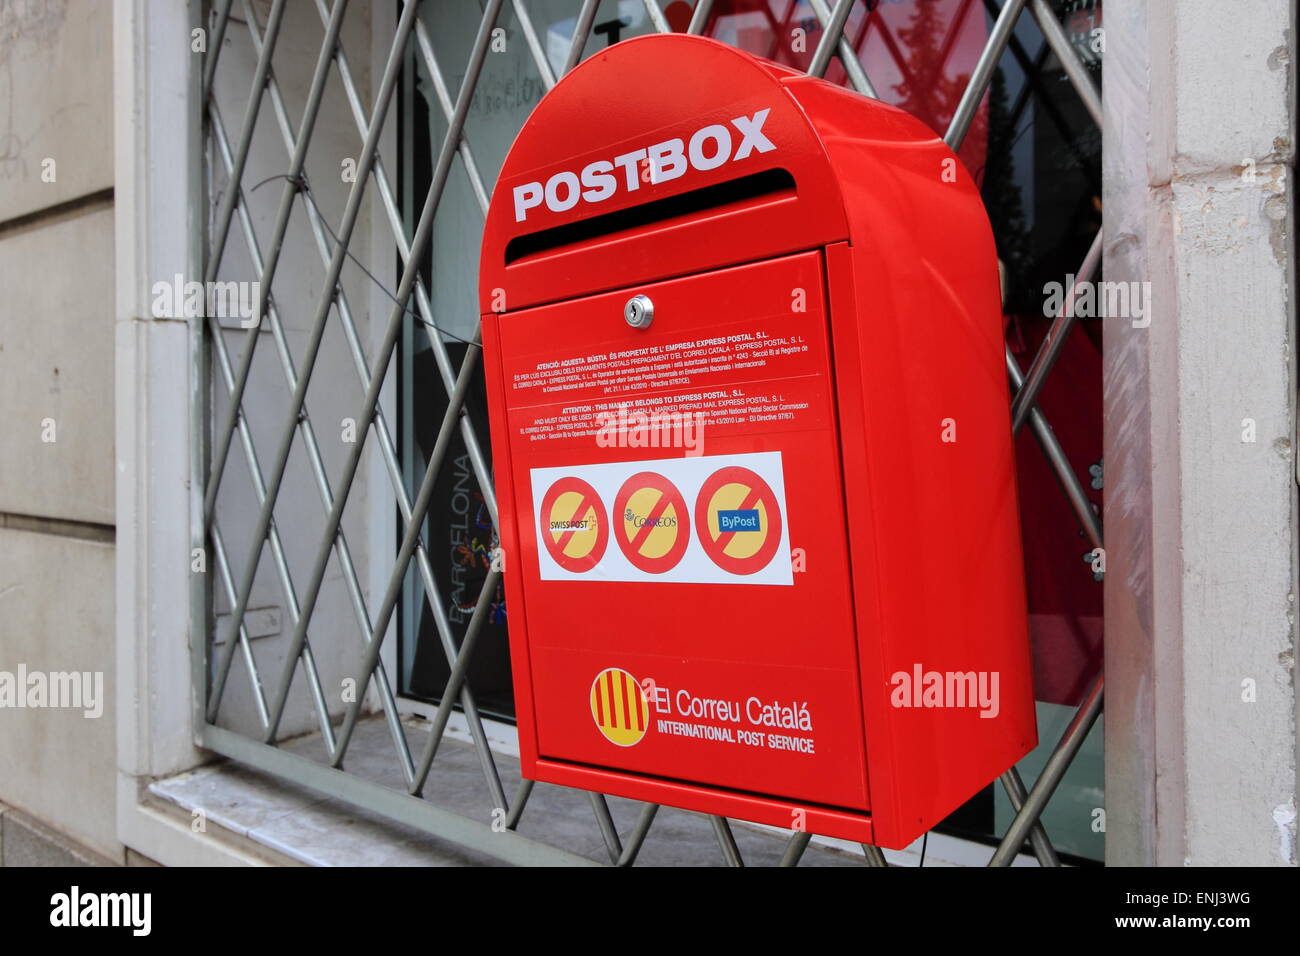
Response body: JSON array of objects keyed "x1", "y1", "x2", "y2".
[
  {"x1": 480, "y1": 313, "x2": 542, "y2": 769},
  {"x1": 494, "y1": 251, "x2": 870, "y2": 813},
  {"x1": 758, "y1": 77, "x2": 1034, "y2": 848},
  {"x1": 824, "y1": 140, "x2": 1038, "y2": 846}
]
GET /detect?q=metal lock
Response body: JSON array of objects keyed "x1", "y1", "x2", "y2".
[{"x1": 624, "y1": 294, "x2": 654, "y2": 329}]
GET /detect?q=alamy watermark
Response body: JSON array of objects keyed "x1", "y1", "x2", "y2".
[
  {"x1": 50, "y1": 886, "x2": 151, "y2": 936},
  {"x1": 890, "y1": 664, "x2": 1000, "y2": 718},
  {"x1": 1043, "y1": 274, "x2": 1151, "y2": 328},
  {"x1": 596, "y1": 405, "x2": 706, "y2": 456},
  {"x1": 0, "y1": 664, "x2": 103, "y2": 718},
  {"x1": 151, "y1": 274, "x2": 261, "y2": 328}
]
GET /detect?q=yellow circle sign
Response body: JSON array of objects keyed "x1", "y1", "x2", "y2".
[
  {"x1": 695, "y1": 465, "x2": 783, "y2": 575},
  {"x1": 539, "y1": 477, "x2": 608, "y2": 572},
  {"x1": 613, "y1": 471, "x2": 690, "y2": 573},
  {"x1": 590, "y1": 667, "x2": 650, "y2": 746}
]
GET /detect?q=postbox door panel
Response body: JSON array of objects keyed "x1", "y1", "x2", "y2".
[{"x1": 496, "y1": 251, "x2": 869, "y2": 812}]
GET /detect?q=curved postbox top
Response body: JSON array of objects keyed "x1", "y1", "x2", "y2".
[{"x1": 479, "y1": 33, "x2": 984, "y2": 313}]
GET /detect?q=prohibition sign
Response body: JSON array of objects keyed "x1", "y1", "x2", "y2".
[
  {"x1": 695, "y1": 466, "x2": 783, "y2": 574},
  {"x1": 539, "y1": 477, "x2": 608, "y2": 573},
  {"x1": 613, "y1": 471, "x2": 690, "y2": 573}
]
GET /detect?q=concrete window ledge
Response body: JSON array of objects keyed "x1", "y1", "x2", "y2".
[
  {"x1": 141, "y1": 716, "x2": 1033, "y2": 867},
  {"x1": 147, "y1": 764, "x2": 496, "y2": 867}
]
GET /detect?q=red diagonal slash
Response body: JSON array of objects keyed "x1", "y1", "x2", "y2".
[
  {"x1": 628, "y1": 490, "x2": 674, "y2": 552},
  {"x1": 554, "y1": 490, "x2": 601, "y2": 553}
]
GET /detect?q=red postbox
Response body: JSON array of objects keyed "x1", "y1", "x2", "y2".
[{"x1": 478, "y1": 34, "x2": 1035, "y2": 849}]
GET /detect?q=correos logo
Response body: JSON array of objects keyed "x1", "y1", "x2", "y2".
[{"x1": 512, "y1": 108, "x2": 777, "y2": 223}]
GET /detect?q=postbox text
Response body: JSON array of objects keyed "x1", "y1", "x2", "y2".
[{"x1": 512, "y1": 109, "x2": 777, "y2": 222}]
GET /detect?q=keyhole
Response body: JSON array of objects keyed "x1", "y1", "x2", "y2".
[{"x1": 625, "y1": 294, "x2": 653, "y2": 329}]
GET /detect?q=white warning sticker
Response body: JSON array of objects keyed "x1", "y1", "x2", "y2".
[{"x1": 530, "y1": 452, "x2": 792, "y2": 586}]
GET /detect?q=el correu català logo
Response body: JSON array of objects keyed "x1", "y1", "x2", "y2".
[{"x1": 590, "y1": 667, "x2": 650, "y2": 746}]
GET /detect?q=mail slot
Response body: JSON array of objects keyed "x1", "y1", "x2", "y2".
[{"x1": 478, "y1": 34, "x2": 1036, "y2": 849}]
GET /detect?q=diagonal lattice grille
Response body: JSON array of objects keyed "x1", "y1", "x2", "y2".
[{"x1": 198, "y1": 0, "x2": 1104, "y2": 866}]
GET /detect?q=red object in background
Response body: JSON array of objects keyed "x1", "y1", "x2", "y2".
[
  {"x1": 479, "y1": 34, "x2": 1035, "y2": 849},
  {"x1": 701, "y1": 0, "x2": 990, "y2": 179},
  {"x1": 1009, "y1": 315, "x2": 1104, "y2": 706}
]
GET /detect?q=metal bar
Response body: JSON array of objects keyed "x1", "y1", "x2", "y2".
[
  {"x1": 861, "y1": 843, "x2": 888, "y2": 867},
  {"x1": 205, "y1": 113, "x2": 331, "y2": 739},
  {"x1": 505, "y1": 779, "x2": 534, "y2": 830},
  {"x1": 1000, "y1": 10, "x2": 1050, "y2": 124},
  {"x1": 208, "y1": 528, "x2": 270, "y2": 729},
  {"x1": 1007, "y1": 348, "x2": 1105, "y2": 550},
  {"x1": 204, "y1": 0, "x2": 287, "y2": 280},
  {"x1": 408, "y1": 21, "x2": 503, "y2": 523},
  {"x1": 276, "y1": 0, "x2": 504, "y2": 756},
  {"x1": 989, "y1": 674, "x2": 1104, "y2": 866},
  {"x1": 209, "y1": 0, "x2": 422, "y2": 722},
  {"x1": 711, "y1": 817, "x2": 745, "y2": 867},
  {"x1": 330, "y1": 336, "x2": 485, "y2": 771},
  {"x1": 562, "y1": 0, "x2": 601, "y2": 75},
  {"x1": 616, "y1": 804, "x2": 659, "y2": 866},
  {"x1": 190, "y1": 0, "x2": 213, "y2": 748},
  {"x1": 203, "y1": 0, "x2": 349, "y2": 525},
  {"x1": 396, "y1": 51, "x2": 500, "y2": 524},
  {"x1": 1030, "y1": 0, "x2": 1101, "y2": 128},
  {"x1": 415, "y1": 21, "x2": 492, "y2": 215},
  {"x1": 291, "y1": 0, "x2": 507, "y2": 807},
  {"x1": 807, "y1": 0, "x2": 855, "y2": 79},
  {"x1": 407, "y1": 561, "x2": 499, "y2": 788},
  {"x1": 389, "y1": 502, "x2": 506, "y2": 807},
  {"x1": 311, "y1": 1, "x2": 498, "y2": 537},
  {"x1": 315, "y1": 7, "x2": 503, "y2": 536},
  {"x1": 206, "y1": 302, "x2": 343, "y2": 756},
  {"x1": 1011, "y1": 229, "x2": 1103, "y2": 431},
  {"x1": 779, "y1": 831, "x2": 812, "y2": 867},
  {"x1": 512, "y1": 0, "x2": 557, "y2": 91},
  {"x1": 997, "y1": 768, "x2": 1060, "y2": 866},
  {"x1": 205, "y1": 328, "x2": 338, "y2": 753},
  {"x1": 201, "y1": 0, "x2": 235, "y2": 99},
  {"x1": 686, "y1": 0, "x2": 715, "y2": 35},
  {"x1": 805, "y1": 0, "x2": 877, "y2": 97},
  {"x1": 589, "y1": 793, "x2": 624, "y2": 863},
  {"x1": 236, "y1": 0, "x2": 458, "y2": 773},
  {"x1": 332, "y1": 9, "x2": 501, "y2": 508},
  {"x1": 208, "y1": 93, "x2": 410, "y2": 775},
  {"x1": 945, "y1": 0, "x2": 1029, "y2": 149},
  {"x1": 991, "y1": 8, "x2": 1096, "y2": 174},
  {"x1": 641, "y1": 0, "x2": 670, "y2": 35},
  {"x1": 201, "y1": 724, "x2": 602, "y2": 866}
]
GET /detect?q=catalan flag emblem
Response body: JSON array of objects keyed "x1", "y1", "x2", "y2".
[{"x1": 590, "y1": 667, "x2": 650, "y2": 746}]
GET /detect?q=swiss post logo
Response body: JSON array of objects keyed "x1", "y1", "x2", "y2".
[
  {"x1": 590, "y1": 668, "x2": 651, "y2": 746},
  {"x1": 512, "y1": 108, "x2": 776, "y2": 223}
]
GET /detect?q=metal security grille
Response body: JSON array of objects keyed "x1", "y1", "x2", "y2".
[{"x1": 196, "y1": 0, "x2": 1103, "y2": 866}]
